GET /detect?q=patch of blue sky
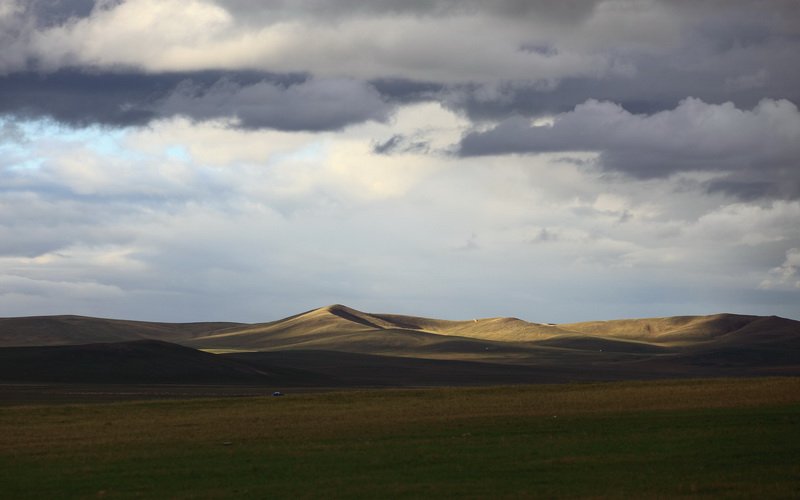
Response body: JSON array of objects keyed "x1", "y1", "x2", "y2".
[
  {"x1": 74, "y1": 127, "x2": 145, "y2": 163},
  {"x1": 165, "y1": 145, "x2": 191, "y2": 161},
  {"x1": 11, "y1": 118, "x2": 144, "y2": 162},
  {"x1": 0, "y1": 139, "x2": 27, "y2": 158},
  {"x1": 0, "y1": 126, "x2": 37, "y2": 172},
  {"x1": 268, "y1": 141, "x2": 327, "y2": 166},
  {"x1": 4, "y1": 157, "x2": 46, "y2": 172}
]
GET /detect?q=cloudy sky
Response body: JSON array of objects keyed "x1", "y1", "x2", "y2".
[{"x1": 1, "y1": 0, "x2": 799, "y2": 324}]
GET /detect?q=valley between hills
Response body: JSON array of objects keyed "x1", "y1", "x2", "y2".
[{"x1": 1, "y1": 304, "x2": 798, "y2": 395}]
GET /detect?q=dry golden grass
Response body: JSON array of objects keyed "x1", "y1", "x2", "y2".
[
  {"x1": 558, "y1": 313, "x2": 770, "y2": 344},
  {"x1": 186, "y1": 305, "x2": 788, "y2": 352}
]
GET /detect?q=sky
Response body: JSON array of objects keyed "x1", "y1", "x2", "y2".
[{"x1": 0, "y1": 0, "x2": 799, "y2": 324}]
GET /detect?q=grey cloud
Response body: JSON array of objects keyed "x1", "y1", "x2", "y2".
[
  {"x1": 372, "y1": 135, "x2": 403, "y2": 155},
  {"x1": 159, "y1": 77, "x2": 393, "y2": 131},
  {"x1": 441, "y1": 34, "x2": 800, "y2": 123},
  {"x1": 0, "y1": 0, "x2": 94, "y2": 74},
  {"x1": 372, "y1": 135, "x2": 430, "y2": 155},
  {"x1": 705, "y1": 179, "x2": 800, "y2": 202},
  {"x1": 0, "y1": 120, "x2": 26, "y2": 144},
  {"x1": 370, "y1": 79, "x2": 443, "y2": 105},
  {"x1": 215, "y1": 0, "x2": 599, "y2": 24},
  {"x1": 0, "y1": 192, "x2": 138, "y2": 258},
  {"x1": 436, "y1": 2, "x2": 800, "y2": 122},
  {"x1": 0, "y1": 4, "x2": 30, "y2": 73},
  {"x1": 529, "y1": 228, "x2": 559, "y2": 244},
  {"x1": 0, "y1": 70, "x2": 399, "y2": 132},
  {"x1": 0, "y1": 69, "x2": 166, "y2": 127},
  {"x1": 460, "y1": 98, "x2": 800, "y2": 200},
  {"x1": 658, "y1": 0, "x2": 800, "y2": 32},
  {"x1": 484, "y1": 0, "x2": 599, "y2": 23},
  {"x1": 0, "y1": 70, "x2": 418, "y2": 132},
  {"x1": 519, "y1": 43, "x2": 559, "y2": 57},
  {"x1": 23, "y1": 0, "x2": 95, "y2": 27}
]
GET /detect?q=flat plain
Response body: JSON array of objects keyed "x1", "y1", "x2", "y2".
[{"x1": 2, "y1": 377, "x2": 799, "y2": 499}]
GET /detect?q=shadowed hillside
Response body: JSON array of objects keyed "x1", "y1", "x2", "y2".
[
  {"x1": 0, "y1": 340, "x2": 334, "y2": 385},
  {"x1": 0, "y1": 315, "x2": 242, "y2": 347},
  {"x1": 225, "y1": 350, "x2": 679, "y2": 386},
  {"x1": 0, "y1": 305, "x2": 798, "y2": 386}
]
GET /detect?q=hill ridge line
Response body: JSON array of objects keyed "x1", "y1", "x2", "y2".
[{"x1": 1, "y1": 305, "x2": 797, "y2": 352}]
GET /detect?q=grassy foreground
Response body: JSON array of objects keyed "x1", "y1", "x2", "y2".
[{"x1": 1, "y1": 378, "x2": 799, "y2": 499}]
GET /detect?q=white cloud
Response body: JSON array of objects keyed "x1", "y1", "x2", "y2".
[
  {"x1": 690, "y1": 202, "x2": 800, "y2": 247},
  {"x1": 29, "y1": 0, "x2": 234, "y2": 71},
  {"x1": 759, "y1": 248, "x2": 800, "y2": 290},
  {"x1": 126, "y1": 117, "x2": 318, "y2": 166},
  {"x1": 14, "y1": 0, "x2": 660, "y2": 82}
]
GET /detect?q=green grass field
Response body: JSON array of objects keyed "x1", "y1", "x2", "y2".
[{"x1": 2, "y1": 378, "x2": 799, "y2": 499}]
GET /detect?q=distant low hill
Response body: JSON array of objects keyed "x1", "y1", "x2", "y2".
[
  {"x1": 0, "y1": 305, "x2": 798, "y2": 386},
  {"x1": 0, "y1": 339, "x2": 333, "y2": 386},
  {"x1": 0, "y1": 315, "x2": 242, "y2": 347}
]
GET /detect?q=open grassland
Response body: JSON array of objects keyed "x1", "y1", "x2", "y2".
[{"x1": 1, "y1": 378, "x2": 799, "y2": 499}]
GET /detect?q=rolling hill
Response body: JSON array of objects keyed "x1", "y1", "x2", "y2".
[
  {"x1": 0, "y1": 304, "x2": 798, "y2": 387},
  {"x1": 0, "y1": 315, "x2": 242, "y2": 347},
  {"x1": 0, "y1": 339, "x2": 333, "y2": 385}
]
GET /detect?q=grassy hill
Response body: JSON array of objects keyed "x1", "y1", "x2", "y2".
[
  {"x1": 3, "y1": 305, "x2": 794, "y2": 353},
  {"x1": 0, "y1": 315, "x2": 242, "y2": 347},
  {"x1": 0, "y1": 304, "x2": 797, "y2": 386},
  {"x1": 558, "y1": 313, "x2": 794, "y2": 344},
  {"x1": 0, "y1": 340, "x2": 332, "y2": 385}
]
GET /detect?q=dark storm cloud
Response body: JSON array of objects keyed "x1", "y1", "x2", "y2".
[
  {"x1": 370, "y1": 79, "x2": 444, "y2": 105},
  {"x1": 215, "y1": 0, "x2": 600, "y2": 24},
  {"x1": 0, "y1": 69, "x2": 166, "y2": 127},
  {"x1": 158, "y1": 77, "x2": 393, "y2": 131},
  {"x1": 23, "y1": 0, "x2": 95, "y2": 27},
  {"x1": 442, "y1": 39, "x2": 800, "y2": 124},
  {"x1": 459, "y1": 98, "x2": 800, "y2": 200},
  {"x1": 435, "y1": 1, "x2": 800, "y2": 123},
  {"x1": 372, "y1": 134, "x2": 430, "y2": 155},
  {"x1": 0, "y1": 70, "x2": 393, "y2": 132}
]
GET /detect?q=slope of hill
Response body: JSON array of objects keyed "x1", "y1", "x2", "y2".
[
  {"x1": 557, "y1": 314, "x2": 764, "y2": 344},
  {"x1": 0, "y1": 315, "x2": 242, "y2": 347},
  {"x1": 180, "y1": 304, "x2": 625, "y2": 352},
  {"x1": 0, "y1": 340, "x2": 334, "y2": 385},
  {"x1": 181, "y1": 305, "x2": 797, "y2": 359},
  {"x1": 225, "y1": 350, "x2": 676, "y2": 386}
]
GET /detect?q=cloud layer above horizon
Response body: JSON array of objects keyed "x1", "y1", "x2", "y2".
[{"x1": 1, "y1": 0, "x2": 799, "y2": 323}]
